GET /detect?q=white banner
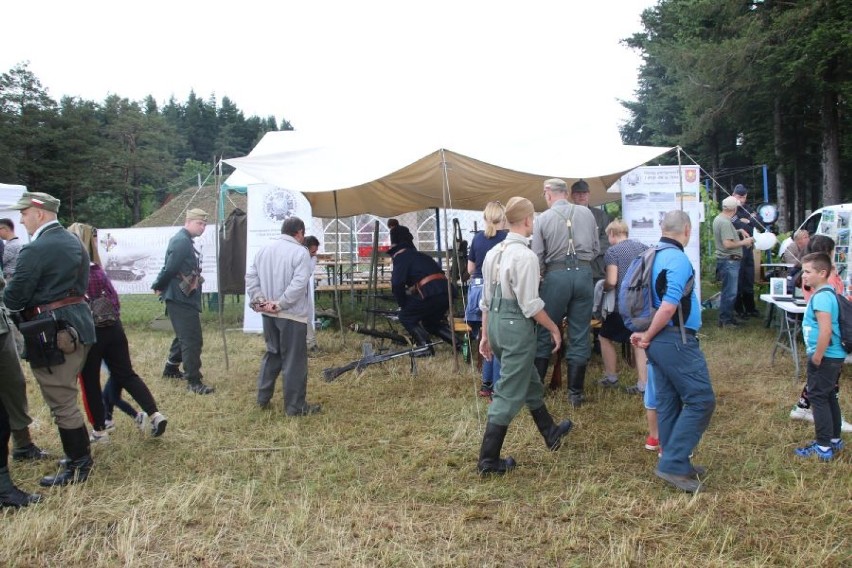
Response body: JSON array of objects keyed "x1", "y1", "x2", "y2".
[
  {"x1": 618, "y1": 165, "x2": 703, "y2": 301},
  {"x1": 97, "y1": 225, "x2": 219, "y2": 295},
  {"x1": 243, "y1": 185, "x2": 313, "y2": 332}
]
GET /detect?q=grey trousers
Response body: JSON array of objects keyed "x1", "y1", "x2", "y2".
[
  {"x1": 258, "y1": 316, "x2": 309, "y2": 415},
  {"x1": 0, "y1": 330, "x2": 32, "y2": 432},
  {"x1": 165, "y1": 301, "x2": 204, "y2": 382}
]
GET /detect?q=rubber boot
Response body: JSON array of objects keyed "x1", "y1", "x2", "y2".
[
  {"x1": 534, "y1": 358, "x2": 550, "y2": 381},
  {"x1": 567, "y1": 363, "x2": 587, "y2": 408},
  {"x1": 530, "y1": 404, "x2": 573, "y2": 451},
  {"x1": 0, "y1": 467, "x2": 41, "y2": 508},
  {"x1": 410, "y1": 325, "x2": 435, "y2": 357},
  {"x1": 40, "y1": 427, "x2": 93, "y2": 487},
  {"x1": 476, "y1": 422, "x2": 517, "y2": 475}
]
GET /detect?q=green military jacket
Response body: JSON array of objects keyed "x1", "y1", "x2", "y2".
[
  {"x1": 3, "y1": 223, "x2": 96, "y2": 344},
  {"x1": 151, "y1": 228, "x2": 203, "y2": 311}
]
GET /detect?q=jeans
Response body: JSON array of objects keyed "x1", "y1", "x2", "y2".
[
  {"x1": 646, "y1": 328, "x2": 716, "y2": 476},
  {"x1": 806, "y1": 356, "x2": 843, "y2": 445},
  {"x1": 716, "y1": 259, "x2": 741, "y2": 324}
]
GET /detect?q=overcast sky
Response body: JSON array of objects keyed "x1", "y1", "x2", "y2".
[{"x1": 2, "y1": 1, "x2": 656, "y2": 149}]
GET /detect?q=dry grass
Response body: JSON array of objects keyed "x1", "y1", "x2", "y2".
[{"x1": 4, "y1": 312, "x2": 851, "y2": 567}]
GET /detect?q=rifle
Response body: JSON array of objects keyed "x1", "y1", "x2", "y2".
[
  {"x1": 349, "y1": 323, "x2": 409, "y2": 346},
  {"x1": 548, "y1": 317, "x2": 567, "y2": 391},
  {"x1": 322, "y1": 342, "x2": 440, "y2": 382}
]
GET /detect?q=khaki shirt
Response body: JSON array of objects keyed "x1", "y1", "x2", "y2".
[
  {"x1": 531, "y1": 199, "x2": 600, "y2": 273},
  {"x1": 480, "y1": 232, "x2": 545, "y2": 319},
  {"x1": 713, "y1": 213, "x2": 741, "y2": 258}
]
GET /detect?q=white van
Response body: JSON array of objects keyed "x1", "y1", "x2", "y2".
[{"x1": 779, "y1": 203, "x2": 852, "y2": 258}]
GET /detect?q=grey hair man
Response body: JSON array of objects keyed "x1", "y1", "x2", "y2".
[
  {"x1": 246, "y1": 216, "x2": 321, "y2": 416},
  {"x1": 782, "y1": 230, "x2": 810, "y2": 266},
  {"x1": 713, "y1": 196, "x2": 754, "y2": 327}
]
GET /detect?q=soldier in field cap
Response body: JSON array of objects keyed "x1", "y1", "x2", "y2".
[
  {"x1": 151, "y1": 207, "x2": 215, "y2": 394},
  {"x1": 3, "y1": 191, "x2": 98, "y2": 488}
]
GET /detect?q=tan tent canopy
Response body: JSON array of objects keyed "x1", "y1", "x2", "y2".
[{"x1": 223, "y1": 132, "x2": 674, "y2": 217}]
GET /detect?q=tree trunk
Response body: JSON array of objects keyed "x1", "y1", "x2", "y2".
[
  {"x1": 821, "y1": 89, "x2": 841, "y2": 206},
  {"x1": 773, "y1": 98, "x2": 788, "y2": 233}
]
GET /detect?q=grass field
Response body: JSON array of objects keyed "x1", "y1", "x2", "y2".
[{"x1": 3, "y1": 306, "x2": 850, "y2": 567}]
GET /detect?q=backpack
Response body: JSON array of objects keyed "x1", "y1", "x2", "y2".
[
  {"x1": 815, "y1": 287, "x2": 852, "y2": 353},
  {"x1": 618, "y1": 242, "x2": 693, "y2": 333}
]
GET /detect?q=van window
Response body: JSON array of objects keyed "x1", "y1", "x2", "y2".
[{"x1": 802, "y1": 213, "x2": 822, "y2": 236}]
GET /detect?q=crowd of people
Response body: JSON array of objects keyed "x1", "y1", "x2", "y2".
[{"x1": 0, "y1": 181, "x2": 845, "y2": 507}]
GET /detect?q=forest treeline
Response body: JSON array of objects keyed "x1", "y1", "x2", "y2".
[
  {"x1": 0, "y1": 63, "x2": 288, "y2": 226},
  {"x1": 621, "y1": 0, "x2": 851, "y2": 232}
]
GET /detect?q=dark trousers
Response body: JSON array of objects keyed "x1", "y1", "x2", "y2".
[
  {"x1": 398, "y1": 294, "x2": 450, "y2": 337},
  {"x1": 536, "y1": 265, "x2": 593, "y2": 364},
  {"x1": 80, "y1": 322, "x2": 158, "y2": 428},
  {"x1": 165, "y1": 301, "x2": 203, "y2": 382},
  {"x1": 0, "y1": 395, "x2": 9, "y2": 469},
  {"x1": 258, "y1": 316, "x2": 309, "y2": 415},
  {"x1": 0, "y1": 330, "x2": 32, "y2": 432},
  {"x1": 806, "y1": 356, "x2": 843, "y2": 446},
  {"x1": 734, "y1": 248, "x2": 756, "y2": 314}
]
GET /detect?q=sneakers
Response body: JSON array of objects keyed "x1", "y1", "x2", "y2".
[
  {"x1": 149, "y1": 412, "x2": 168, "y2": 437},
  {"x1": 625, "y1": 385, "x2": 645, "y2": 395},
  {"x1": 831, "y1": 439, "x2": 845, "y2": 452},
  {"x1": 135, "y1": 412, "x2": 149, "y2": 432},
  {"x1": 162, "y1": 363, "x2": 183, "y2": 379},
  {"x1": 89, "y1": 430, "x2": 110, "y2": 444},
  {"x1": 187, "y1": 382, "x2": 215, "y2": 395},
  {"x1": 789, "y1": 406, "x2": 814, "y2": 422},
  {"x1": 654, "y1": 468, "x2": 702, "y2": 493},
  {"x1": 644, "y1": 436, "x2": 660, "y2": 451},
  {"x1": 598, "y1": 376, "x2": 619, "y2": 388},
  {"x1": 843, "y1": 418, "x2": 852, "y2": 434},
  {"x1": 794, "y1": 441, "x2": 834, "y2": 461},
  {"x1": 104, "y1": 419, "x2": 117, "y2": 432}
]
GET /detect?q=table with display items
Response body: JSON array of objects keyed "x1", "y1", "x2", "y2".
[{"x1": 760, "y1": 293, "x2": 807, "y2": 381}]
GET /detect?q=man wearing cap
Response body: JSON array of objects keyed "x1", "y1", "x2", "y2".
[
  {"x1": 3, "y1": 192, "x2": 97, "y2": 487},
  {"x1": 731, "y1": 184, "x2": 760, "y2": 318},
  {"x1": 570, "y1": 180, "x2": 611, "y2": 283},
  {"x1": 713, "y1": 196, "x2": 755, "y2": 328},
  {"x1": 532, "y1": 178, "x2": 600, "y2": 408},
  {"x1": 152, "y1": 208, "x2": 214, "y2": 395}
]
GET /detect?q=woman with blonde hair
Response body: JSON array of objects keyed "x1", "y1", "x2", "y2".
[
  {"x1": 68, "y1": 223, "x2": 168, "y2": 439},
  {"x1": 465, "y1": 201, "x2": 508, "y2": 399}
]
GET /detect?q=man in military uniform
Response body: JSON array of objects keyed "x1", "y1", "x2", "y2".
[
  {"x1": 388, "y1": 229, "x2": 455, "y2": 354},
  {"x1": 4, "y1": 192, "x2": 97, "y2": 487},
  {"x1": 570, "y1": 179, "x2": 611, "y2": 282},
  {"x1": 532, "y1": 178, "x2": 600, "y2": 407},
  {"x1": 152, "y1": 208, "x2": 214, "y2": 395}
]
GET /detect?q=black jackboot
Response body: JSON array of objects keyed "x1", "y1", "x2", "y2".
[
  {"x1": 410, "y1": 325, "x2": 435, "y2": 357},
  {"x1": 434, "y1": 324, "x2": 460, "y2": 351},
  {"x1": 40, "y1": 427, "x2": 93, "y2": 487},
  {"x1": 530, "y1": 405, "x2": 573, "y2": 451},
  {"x1": 567, "y1": 364, "x2": 587, "y2": 408},
  {"x1": 0, "y1": 467, "x2": 41, "y2": 508},
  {"x1": 477, "y1": 422, "x2": 517, "y2": 475},
  {"x1": 534, "y1": 358, "x2": 550, "y2": 381}
]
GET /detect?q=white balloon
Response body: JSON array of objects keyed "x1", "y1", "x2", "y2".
[{"x1": 753, "y1": 230, "x2": 778, "y2": 251}]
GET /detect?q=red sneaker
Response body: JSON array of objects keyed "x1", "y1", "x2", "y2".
[
  {"x1": 644, "y1": 436, "x2": 660, "y2": 451},
  {"x1": 478, "y1": 387, "x2": 493, "y2": 399}
]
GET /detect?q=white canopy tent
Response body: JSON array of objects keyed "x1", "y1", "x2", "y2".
[
  {"x1": 222, "y1": 131, "x2": 674, "y2": 216},
  {"x1": 0, "y1": 183, "x2": 30, "y2": 241}
]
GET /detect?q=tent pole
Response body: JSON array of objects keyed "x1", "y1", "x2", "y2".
[
  {"x1": 333, "y1": 192, "x2": 345, "y2": 340},
  {"x1": 439, "y1": 150, "x2": 459, "y2": 372},
  {"x1": 214, "y1": 157, "x2": 230, "y2": 371}
]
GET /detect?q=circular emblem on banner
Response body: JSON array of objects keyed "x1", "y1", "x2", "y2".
[{"x1": 263, "y1": 189, "x2": 296, "y2": 223}]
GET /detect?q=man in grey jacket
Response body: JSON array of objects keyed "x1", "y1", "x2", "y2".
[{"x1": 245, "y1": 216, "x2": 321, "y2": 416}]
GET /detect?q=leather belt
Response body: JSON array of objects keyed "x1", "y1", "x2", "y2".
[
  {"x1": 667, "y1": 326, "x2": 697, "y2": 337},
  {"x1": 546, "y1": 259, "x2": 591, "y2": 270},
  {"x1": 24, "y1": 296, "x2": 86, "y2": 320},
  {"x1": 416, "y1": 273, "x2": 447, "y2": 289},
  {"x1": 720, "y1": 255, "x2": 742, "y2": 261}
]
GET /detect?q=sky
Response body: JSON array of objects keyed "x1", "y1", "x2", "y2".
[{"x1": 2, "y1": 0, "x2": 656, "y2": 149}]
